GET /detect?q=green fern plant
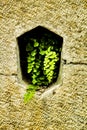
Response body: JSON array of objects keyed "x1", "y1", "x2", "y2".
[
  {"x1": 24, "y1": 34, "x2": 60, "y2": 102},
  {"x1": 44, "y1": 47, "x2": 58, "y2": 83},
  {"x1": 24, "y1": 84, "x2": 39, "y2": 103}
]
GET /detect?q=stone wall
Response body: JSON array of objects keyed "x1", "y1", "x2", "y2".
[{"x1": 0, "y1": 0, "x2": 87, "y2": 130}]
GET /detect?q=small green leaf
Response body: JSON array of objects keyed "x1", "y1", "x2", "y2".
[
  {"x1": 24, "y1": 91, "x2": 35, "y2": 103},
  {"x1": 33, "y1": 69, "x2": 37, "y2": 72},
  {"x1": 32, "y1": 79, "x2": 37, "y2": 84},
  {"x1": 39, "y1": 50, "x2": 45, "y2": 55},
  {"x1": 31, "y1": 50, "x2": 36, "y2": 56},
  {"x1": 34, "y1": 41, "x2": 39, "y2": 47},
  {"x1": 27, "y1": 68, "x2": 32, "y2": 73},
  {"x1": 36, "y1": 65, "x2": 39, "y2": 69}
]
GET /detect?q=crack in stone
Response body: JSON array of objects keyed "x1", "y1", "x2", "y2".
[
  {"x1": 62, "y1": 60, "x2": 87, "y2": 65},
  {"x1": 0, "y1": 61, "x2": 87, "y2": 77},
  {"x1": 67, "y1": 62, "x2": 87, "y2": 65},
  {"x1": 0, "y1": 73, "x2": 17, "y2": 76}
]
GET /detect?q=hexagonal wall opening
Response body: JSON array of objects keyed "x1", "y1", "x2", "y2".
[{"x1": 17, "y1": 26, "x2": 63, "y2": 87}]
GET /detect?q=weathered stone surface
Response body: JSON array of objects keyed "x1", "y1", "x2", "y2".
[
  {"x1": 0, "y1": 0, "x2": 87, "y2": 129},
  {"x1": 0, "y1": 65, "x2": 87, "y2": 130},
  {"x1": 0, "y1": 0, "x2": 87, "y2": 75}
]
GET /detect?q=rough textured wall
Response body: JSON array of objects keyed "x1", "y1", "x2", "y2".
[{"x1": 0, "y1": 0, "x2": 87, "y2": 130}]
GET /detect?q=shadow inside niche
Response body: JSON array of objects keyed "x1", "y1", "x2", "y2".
[{"x1": 17, "y1": 26, "x2": 63, "y2": 86}]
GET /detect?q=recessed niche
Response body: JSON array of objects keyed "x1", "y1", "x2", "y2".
[{"x1": 17, "y1": 26, "x2": 63, "y2": 87}]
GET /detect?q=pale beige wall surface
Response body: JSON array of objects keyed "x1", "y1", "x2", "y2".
[{"x1": 0, "y1": 0, "x2": 87, "y2": 130}]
